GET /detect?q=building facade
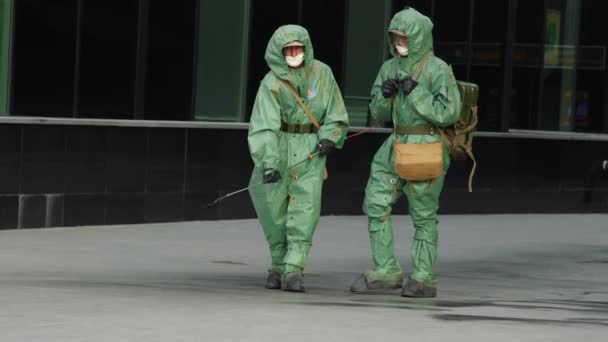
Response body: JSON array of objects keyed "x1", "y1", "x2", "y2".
[{"x1": 0, "y1": 0, "x2": 606, "y2": 228}]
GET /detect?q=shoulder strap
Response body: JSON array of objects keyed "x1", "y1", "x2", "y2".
[
  {"x1": 274, "y1": 73, "x2": 320, "y2": 129},
  {"x1": 393, "y1": 52, "x2": 434, "y2": 135},
  {"x1": 413, "y1": 52, "x2": 433, "y2": 81}
]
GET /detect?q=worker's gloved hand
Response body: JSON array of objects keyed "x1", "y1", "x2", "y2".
[
  {"x1": 381, "y1": 78, "x2": 400, "y2": 98},
  {"x1": 398, "y1": 76, "x2": 418, "y2": 95},
  {"x1": 262, "y1": 169, "x2": 281, "y2": 184},
  {"x1": 314, "y1": 139, "x2": 336, "y2": 157}
]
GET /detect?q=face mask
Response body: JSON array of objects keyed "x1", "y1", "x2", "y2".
[
  {"x1": 395, "y1": 44, "x2": 408, "y2": 56},
  {"x1": 286, "y1": 53, "x2": 304, "y2": 67}
]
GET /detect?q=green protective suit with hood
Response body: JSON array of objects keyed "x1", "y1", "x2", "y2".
[
  {"x1": 248, "y1": 25, "x2": 349, "y2": 276},
  {"x1": 363, "y1": 8, "x2": 461, "y2": 287}
]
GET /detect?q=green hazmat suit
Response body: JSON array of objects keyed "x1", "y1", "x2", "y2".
[
  {"x1": 248, "y1": 25, "x2": 349, "y2": 276},
  {"x1": 362, "y1": 8, "x2": 461, "y2": 288}
]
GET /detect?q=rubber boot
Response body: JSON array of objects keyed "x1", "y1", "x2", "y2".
[
  {"x1": 283, "y1": 273, "x2": 306, "y2": 293},
  {"x1": 401, "y1": 277, "x2": 437, "y2": 298},
  {"x1": 349, "y1": 271, "x2": 403, "y2": 293},
  {"x1": 265, "y1": 271, "x2": 281, "y2": 290}
]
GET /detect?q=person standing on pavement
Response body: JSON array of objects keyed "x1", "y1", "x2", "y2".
[
  {"x1": 248, "y1": 25, "x2": 349, "y2": 293},
  {"x1": 350, "y1": 7, "x2": 461, "y2": 298}
]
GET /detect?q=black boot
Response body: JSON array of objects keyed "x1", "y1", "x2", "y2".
[
  {"x1": 283, "y1": 273, "x2": 306, "y2": 293},
  {"x1": 401, "y1": 277, "x2": 437, "y2": 298},
  {"x1": 265, "y1": 271, "x2": 281, "y2": 290}
]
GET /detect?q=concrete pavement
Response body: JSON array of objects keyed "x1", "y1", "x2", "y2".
[{"x1": 1, "y1": 214, "x2": 607, "y2": 341}]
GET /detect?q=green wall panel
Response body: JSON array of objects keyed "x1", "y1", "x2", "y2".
[
  {"x1": 0, "y1": 0, "x2": 12, "y2": 114},
  {"x1": 342, "y1": 0, "x2": 392, "y2": 126},
  {"x1": 194, "y1": 0, "x2": 250, "y2": 121}
]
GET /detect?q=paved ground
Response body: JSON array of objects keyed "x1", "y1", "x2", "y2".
[{"x1": 1, "y1": 214, "x2": 607, "y2": 341}]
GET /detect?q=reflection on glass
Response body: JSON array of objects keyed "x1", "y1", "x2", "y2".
[
  {"x1": 513, "y1": 0, "x2": 607, "y2": 133},
  {"x1": 538, "y1": 1, "x2": 580, "y2": 131}
]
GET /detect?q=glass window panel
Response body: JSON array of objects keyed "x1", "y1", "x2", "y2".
[
  {"x1": 573, "y1": 0, "x2": 607, "y2": 133},
  {"x1": 536, "y1": 0, "x2": 581, "y2": 131},
  {"x1": 301, "y1": 0, "x2": 347, "y2": 86},
  {"x1": 434, "y1": 0, "x2": 469, "y2": 42},
  {"x1": 0, "y1": 0, "x2": 12, "y2": 114},
  {"x1": 434, "y1": 0, "x2": 469, "y2": 68},
  {"x1": 78, "y1": 0, "x2": 139, "y2": 118},
  {"x1": 144, "y1": 0, "x2": 197, "y2": 120},
  {"x1": 391, "y1": 0, "x2": 433, "y2": 17},
  {"x1": 11, "y1": 0, "x2": 77, "y2": 116},
  {"x1": 511, "y1": 1, "x2": 544, "y2": 129},
  {"x1": 470, "y1": 0, "x2": 508, "y2": 131}
]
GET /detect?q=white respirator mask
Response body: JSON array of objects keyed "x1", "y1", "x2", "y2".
[
  {"x1": 286, "y1": 53, "x2": 305, "y2": 67},
  {"x1": 395, "y1": 44, "x2": 409, "y2": 56}
]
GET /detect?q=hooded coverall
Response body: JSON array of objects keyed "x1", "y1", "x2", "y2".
[
  {"x1": 248, "y1": 25, "x2": 349, "y2": 276},
  {"x1": 363, "y1": 8, "x2": 461, "y2": 287}
]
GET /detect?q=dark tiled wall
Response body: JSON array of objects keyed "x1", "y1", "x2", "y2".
[
  {"x1": 325, "y1": 132, "x2": 608, "y2": 215},
  {"x1": 0, "y1": 124, "x2": 606, "y2": 229}
]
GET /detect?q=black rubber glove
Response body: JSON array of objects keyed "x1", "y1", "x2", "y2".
[
  {"x1": 262, "y1": 169, "x2": 281, "y2": 184},
  {"x1": 398, "y1": 76, "x2": 418, "y2": 95},
  {"x1": 381, "y1": 79, "x2": 400, "y2": 98},
  {"x1": 314, "y1": 139, "x2": 336, "y2": 157}
]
